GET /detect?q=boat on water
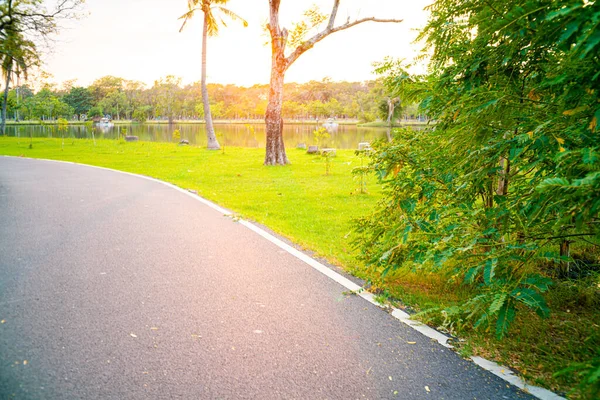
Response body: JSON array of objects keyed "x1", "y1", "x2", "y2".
[
  {"x1": 322, "y1": 118, "x2": 339, "y2": 131},
  {"x1": 96, "y1": 117, "x2": 114, "y2": 128}
]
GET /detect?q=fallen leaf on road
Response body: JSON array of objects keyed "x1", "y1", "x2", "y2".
[
  {"x1": 150, "y1": 327, "x2": 158, "y2": 331},
  {"x1": 130, "y1": 333, "x2": 137, "y2": 338},
  {"x1": 23, "y1": 360, "x2": 28, "y2": 365},
  {"x1": 425, "y1": 386, "x2": 430, "y2": 392},
  {"x1": 389, "y1": 376, "x2": 393, "y2": 381},
  {"x1": 1, "y1": 320, "x2": 5, "y2": 324},
  {"x1": 407, "y1": 341, "x2": 416, "y2": 344}
]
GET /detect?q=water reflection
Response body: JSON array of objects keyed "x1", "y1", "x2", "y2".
[{"x1": 5, "y1": 123, "x2": 417, "y2": 149}]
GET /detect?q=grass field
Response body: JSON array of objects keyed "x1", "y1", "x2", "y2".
[
  {"x1": 0, "y1": 137, "x2": 381, "y2": 268},
  {"x1": 1, "y1": 136, "x2": 597, "y2": 398}
]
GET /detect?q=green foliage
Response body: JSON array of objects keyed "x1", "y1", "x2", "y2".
[
  {"x1": 87, "y1": 106, "x2": 103, "y2": 119},
  {"x1": 6, "y1": 77, "x2": 400, "y2": 123},
  {"x1": 98, "y1": 90, "x2": 128, "y2": 120},
  {"x1": 313, "y1": 126, "x2": 330, "y2": 148},
  {"x1": 63, "y1": 87, "x2": 93, "y2": 116},
  {"x1": 288, "y1": 5, "x2": 327, "y2": 48},
  {"x1": 555, "y1": 351, "x2": 600, "y2": 399},
  {"x1": 20, "y1": 88, "x2": 74, "y2": 120},
  {"x1": 132, "y1": 107, "x2": 148, "y2": 123},
  {"x1": 172, "y1": 129, "x2": 181, "y2": 140},
  {"x1": 352, "y1": 149, "x2": 372, "y2": 193},
  {"x1": 355, "y1": 0, "x2": 600, "y2": 343}
]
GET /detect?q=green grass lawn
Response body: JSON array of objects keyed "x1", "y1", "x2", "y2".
[
  {"x1": 0, "y1": 137, "x2": 381, "y2": 268},
  {"x1": 1, "y1": 136, "x2": 597, "y2": 398}
]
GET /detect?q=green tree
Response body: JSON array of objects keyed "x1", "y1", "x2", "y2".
[
  {"x1": 98, "y1": 90, "x2": 128, "y2": 120},
  {"x1": 0, "y1": 1, "x2": 82, "y2": 40},
  {"x1": 179, "y1": 0, "x2": 247, "y2": 150},
  {"x1": 1, "y1": 0, "x2": 82, "y2": 130},
  {"x1": 0, "y1": 28, "x2": 37, "y2": 134},
  {"x1": 89, "y1": 76, "x2": 124, "y2": 104},
  {"x1": 152, "y1": 75, "x2": 183, "y2": 124},
  {"x1": 356, "y1": 0, "x2": 600, "y2": 342},
  {"x1": 63, "y1": 86, "x2": 93, "y2": 118},
  {"x1": 24, "y1": 87, "x2": 73, "y2": 120},
  {"x1": 87, "y1": 105, "x2": 103, "y2": 120}
]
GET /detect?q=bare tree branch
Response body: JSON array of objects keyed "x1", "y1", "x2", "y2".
[
  {"x1": 285, "y1": 16, "x2": 403, "y2": 68},
  {"x1": 327, "y1": 0, "x2": 340, "y2": 31}
]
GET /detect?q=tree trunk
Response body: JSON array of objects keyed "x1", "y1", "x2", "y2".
[
  {"x1": 496, "y1": 156, "x2": 510, "y2": 196},
  {"x1": 560, "y1": 240, "x2": 571, "y2": 277},
  {"x1": 1, "y1": 69, "x2": 12, "y2": 136},
  {"x1": 386, "y1": 98, "x2": 394, "y2": 126},
  {"x1": 264, "y1": 1, "x2": 289, "y2": 165},
  {"x1": 202, "y1": 11, "x2": 220, "y2": 150},
  {"x1": 263, "y1": 0, "x2": 402, "y2": 165},
  {"x1": 265, "y1": 61, "x2": 289, "y2": 165}
]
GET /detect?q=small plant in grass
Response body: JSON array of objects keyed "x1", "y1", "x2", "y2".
[
  {"x1": 117, "y1": 128, "x2": 127, "y2": 144},
  {"x1": 85, "y1": 121, "x2": 96, "y2": 146},
  {"x1": 352, "y1": 149, "x2": 372, "y2": 193},
  {"x1": 314, "y1": 127, "x2": 332, "y2": 174},
  {"x1": 57, "y1": 118, "x2": 69, "y2": 150},
  {"x1": 313, "y1": 127, "x2": 330, "y2": 149},
  {"x1": 322, "y1": 150, "x2": 333, "y2": 175},
  {"x1": 172, "y1": 129, "x2": 181, "y2": 141}
]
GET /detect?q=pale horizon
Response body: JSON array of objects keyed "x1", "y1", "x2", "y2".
[{"x1": 35, "y1": 0, "x2": 431, "y2": 89}]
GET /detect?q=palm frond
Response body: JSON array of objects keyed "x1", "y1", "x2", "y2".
[
  {"x1": 179, "y1": 9, "x2": 197, "y2": 32},
  {"x1": 215, "y1": 6, "x2": 248, "y2": 28}
]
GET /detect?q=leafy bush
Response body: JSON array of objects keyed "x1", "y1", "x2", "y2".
[{"x1": 355, "y1": 0, "x2": 600, "y2": 340}]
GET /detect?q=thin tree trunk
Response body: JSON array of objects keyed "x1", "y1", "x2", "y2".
[
  {"x1": 496, "y1": 157, "x2": 510, "y2": 196},
  {"x1": 560, "y1": 240, "x2": 571, "y2": 277},
  {"x1": 202, "y1": 11, "x2": 220, "y2": 150},
  {"x1": 1, "y1": 69, "x2": 12, "y2": 136},
  {"x1": 387, "y1": 98, "x2": 394, "y2": 126}
]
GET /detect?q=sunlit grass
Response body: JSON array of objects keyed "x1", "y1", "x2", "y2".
[{"x1": 0, "y1": 137, "x2": 381, "y2": 267}]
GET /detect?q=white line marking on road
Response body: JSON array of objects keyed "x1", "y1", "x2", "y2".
[{"x1": 1, "y1": 155, "x2": 565, "y2": 400}]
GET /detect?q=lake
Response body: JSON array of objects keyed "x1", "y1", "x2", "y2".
[{"x1": 4, "y1": 123, "x2": 401, "y2": 149}]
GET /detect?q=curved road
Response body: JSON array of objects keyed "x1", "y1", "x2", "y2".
[{"x1": 0, "y1": 157, "x2": 533, "y2": 399}]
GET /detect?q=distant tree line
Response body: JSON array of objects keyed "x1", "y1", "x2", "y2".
[{"x1": 3, "y1": 75, "x2": 420, "y2": 123}]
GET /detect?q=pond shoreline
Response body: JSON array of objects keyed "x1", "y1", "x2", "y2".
[
  {"x1": 4, "y1": 119, "x2": 428, "y2": 128},
  {"x1": 4, "y1": 121, "x2": 405, "y2": 149}
]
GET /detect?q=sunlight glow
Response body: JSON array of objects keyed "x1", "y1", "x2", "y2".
[{"x1": 43, "y1": 0, "x2": 431, "y2": 87}]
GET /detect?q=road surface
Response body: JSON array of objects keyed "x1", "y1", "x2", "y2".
[{"x1": 0, "y1": 157, "x2": 534, "y2": 399}]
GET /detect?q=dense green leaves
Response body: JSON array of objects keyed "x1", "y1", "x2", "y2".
[{"x1": 355, "y1": 0, "x2": 599, "y2": 341}]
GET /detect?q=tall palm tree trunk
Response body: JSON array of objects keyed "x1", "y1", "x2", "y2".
[
  {"x1": 1, "y1": 69, "x2": 12, "y2": 136},
  {"x1": 202, "y1": 12, "x2": 220, "y2": 150}
]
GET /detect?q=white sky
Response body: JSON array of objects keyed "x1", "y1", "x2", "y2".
[{"x1": 42, "y1": 0, "x2": 432, "y2": 88}]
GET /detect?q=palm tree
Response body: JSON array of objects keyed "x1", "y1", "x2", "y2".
[
  {"x1": 0, "y1": 29, "x2": 38, "y2": 135},
  {"x1": 180, "y1": 0, "x2": 247, "y2": 150}
]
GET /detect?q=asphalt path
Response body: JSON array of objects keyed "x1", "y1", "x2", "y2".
[{"x1": 0, "y1": 157, "x2": 535, "y2": 399}]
